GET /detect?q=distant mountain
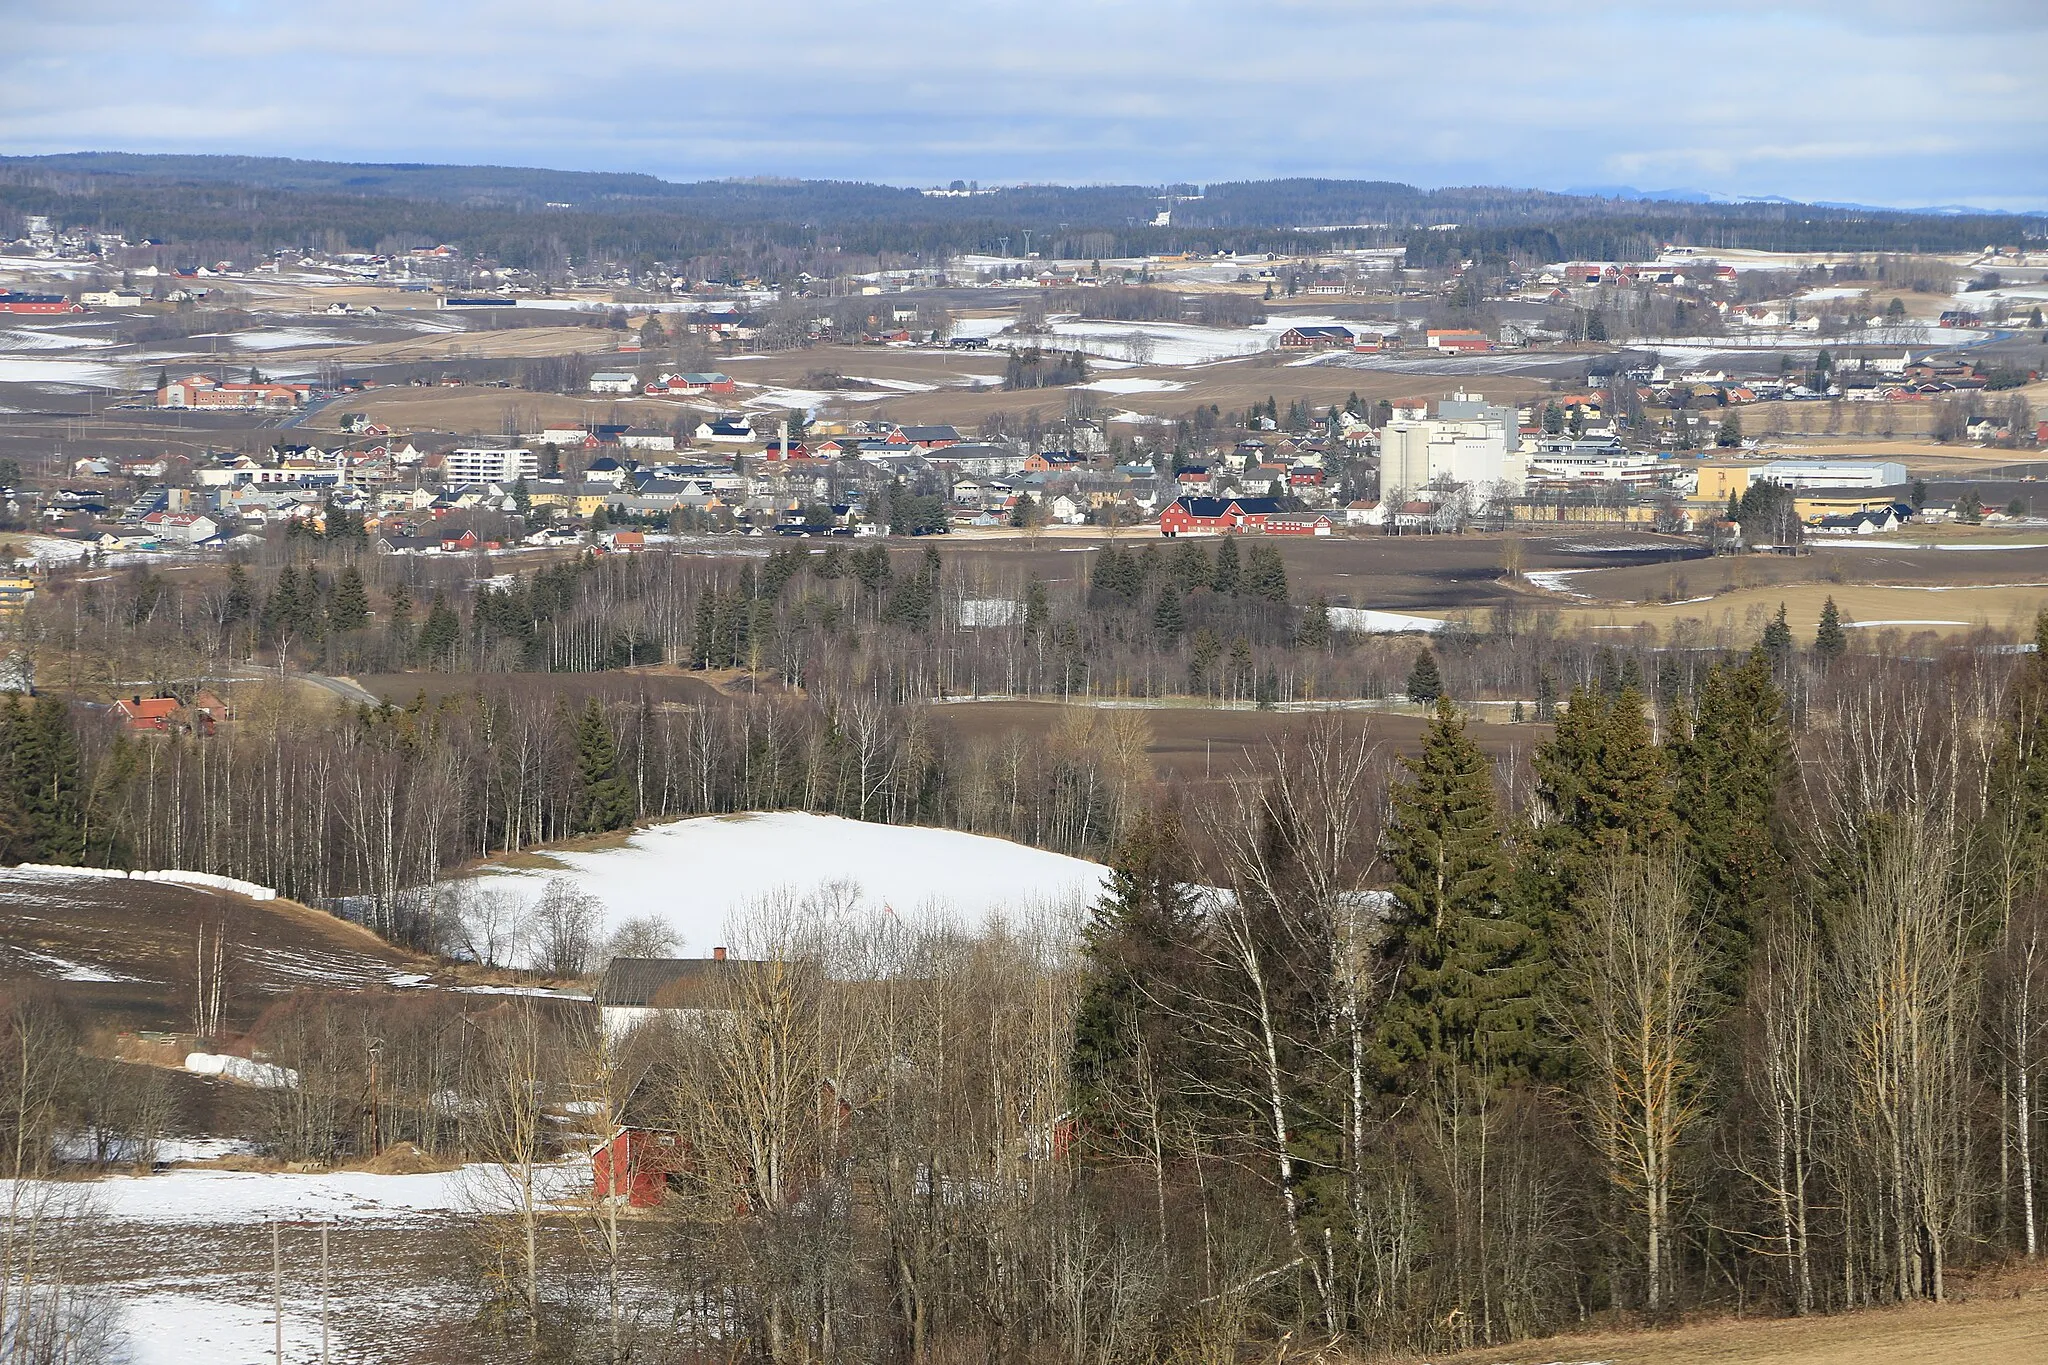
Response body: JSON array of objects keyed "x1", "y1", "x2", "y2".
[{"x1": 1564, "y1": 185, "x2": 1726, "y2": 204}]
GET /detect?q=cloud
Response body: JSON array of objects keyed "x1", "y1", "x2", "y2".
[{"x1": 1, "y1": 1, "x2": 2043, "y2": 208}]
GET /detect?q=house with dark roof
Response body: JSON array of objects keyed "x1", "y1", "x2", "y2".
[
  {"x1": 1278, "y1": 325, "x2": 1355, "y2": 349},
  {"x1": 1157, "y1": 495, "x2": 1284, "y2": 535},
  {"x1": 595, "y1": 951, "x2": 770, "y2": 1036}
]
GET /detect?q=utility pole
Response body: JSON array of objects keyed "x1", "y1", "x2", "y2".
[{"x1": 321, "y1": 1222, "x2": 331, "y2": 1365}]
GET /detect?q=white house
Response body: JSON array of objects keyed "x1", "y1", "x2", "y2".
[
  {"x1": 1344, "y1": 499, "x2": 1388, "y2": 527},
  {"x1": 588, "y1": 372, "x2": 639, "y2": 395}
]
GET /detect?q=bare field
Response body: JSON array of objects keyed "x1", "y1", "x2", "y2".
[
  {"x1": 1527, "y1": 539, "x2": 2048, "y2": 641},
  {"x1": 0, "y1": 871, "x2": 422, "y2": 1034},
  {"x1": 1434, "y1": 1268, "x2": 2048, "y2": 1365},
  {"x1": 932, "y1": 528, "x2": 1697, "y2": 612}
]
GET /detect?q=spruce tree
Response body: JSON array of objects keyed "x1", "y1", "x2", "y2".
[
  {"x1": 264, "y1": 565, "x2": 301, "y2": 638},
  {"x1": 0, "y1": 695, "x2": 86, "y2": 865},
  {"x1": 1532, "y1": 685, "x2": 1672, "y2": 863},
  {"x1": 1171, "y1": 538, "x2": 1211, "y2": 591},
  {"x1": 1670, "y1": 647, "x2": 1791, "y2": 989},
  {"x1": 1152, "y1": 589, "x2": 1185, "y2": 645},
  {"x1": 1211, "y1": 537, "x2": 1240, "y2": 596},
  {"x1": 1815, "y1": 596, "x2": 1846, "y2": 661},
  {"x1": 1406, "y1": 647, "x2": 1443, "y2": 704},
  {"x1": 572, "y1": 700, "x2": 634, "y2": 834},
  {"x1": 1072, "y1": 806, "x2": 1198, "y2": 1126},
  {"x1": 1760, "y1": 603, "x2": 1793, "y2": 661},
  {"x1": 222, "y1": 562, "x2": 252, "y2": 626},
  {"x1": 1296, "y1": 595, "x2": 1332, "y2": 649},
  {"x1": 416, "y1": 593, "x2": 460, "y2": 668},
  {"x1": 1244, "y1": 541, "x2": 1289, "y2": 603},
  {"x1": 1376, "y1": 697, "x2": 1533, "y2": 1078},
  {"x1": 329, "y1": 566, "x2": 370, "y2": 632}
]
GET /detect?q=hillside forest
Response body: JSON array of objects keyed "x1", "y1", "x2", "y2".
[{"x1": 1, "y1": 540, "x2": 2045, "y2": 1361}]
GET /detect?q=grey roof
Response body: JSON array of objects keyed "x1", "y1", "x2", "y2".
[{"x1": 595, "y1": 955, "x2": 764, "y2": 1008}]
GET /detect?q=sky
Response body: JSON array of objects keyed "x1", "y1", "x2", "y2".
[{"x1": 4, "y1": 1, "x2": 2045, "y2": 211}]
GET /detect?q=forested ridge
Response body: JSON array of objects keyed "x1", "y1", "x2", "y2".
[{"x1": 0, "y1": 155, "x2": 2031, "y2": 275}]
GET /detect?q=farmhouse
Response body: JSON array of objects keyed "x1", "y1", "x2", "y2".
[
  {"x1": 1426, "y1": 328, "x2": 1494, "y2": 354},
  {"x1": 1278, "y1": 325, "x2": 1355, "y2": 350},
  {"x1": 1158, "y1": 496, "x2": 1284, "y2": 535},
  {"x1": 595, "y1": 951, "x2": 764, "y2": 1038},
  {"x1": 0, "y1": 292, "x2": 83, "y2": 315},
  {"x1": 588, "y1": 372, "x2": 639, "y2": 395}
]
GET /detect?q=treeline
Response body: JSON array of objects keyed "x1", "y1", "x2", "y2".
[
  {"x1": 1059, "y1": 633, "x2": 2047, "y2": 1353},
  {"x1": 1401, "y1": 208, "x2": 2024, "y2": 268},
  {"x1": 4, "y1": 156, "x2": 2032, "y2": 279},
  {"x1": 57, "y1": 630, "x2": 2048, "y2": 1363},
  {"x1": 1044, "y1": 285, "x2": 1267, "y2": 328}
]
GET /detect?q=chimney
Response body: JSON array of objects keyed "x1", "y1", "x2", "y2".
[{"x1": 712, "y1": 946, "x2": 727, "y2": 962}]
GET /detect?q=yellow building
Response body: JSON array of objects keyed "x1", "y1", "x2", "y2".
[
  {"x1": 0, "y1": 576, "x2": 34, "y2": 617},
  {"x1": 1693, "y1": 463, "x2": 1753, "y2": 503}
]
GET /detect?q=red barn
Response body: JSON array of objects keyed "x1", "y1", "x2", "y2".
[
  {"x1": 0, "y1": 293, "x2": 84, "y2": 315},
  {"x1": 593, "y1": 1127, "x2": 681, "y2": 1209},
  {"x1": 1158, "y1": 496, "x2": 1283, "y2": 535},
  {"x1": 1263, "y1": 512, "x2": 1335, "y2": 536}
]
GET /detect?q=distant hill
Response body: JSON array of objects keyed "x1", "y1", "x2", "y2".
[{"x1": 0, "y1": 151, "x2": 2037, "y2": 274}]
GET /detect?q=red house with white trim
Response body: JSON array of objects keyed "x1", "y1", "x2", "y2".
[{"x1": 1158, "y1": 496, "x2": 1283, "y2": 535}]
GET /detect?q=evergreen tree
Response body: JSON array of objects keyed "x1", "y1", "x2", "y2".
[
  {"x1": 0, "y1": 695, "x2": 87, "y2": 865},
  {"x1": 1023, "y1": 578, "x2": 1050, "y2": 636},
  {"x1": 1243, "y1": 541, "x2": 1289, "y2": 603},
  {"x1": 1170, "y1": 538, "x2": 1212, "y2": 591},
  {"x1": 1760, "y1": 603, "x2": 1793, "y2": 661},
  {"x1": 1670, "y1": 648, "x2": 1790, "y2": 989},
  {"x1": 386, "y1": 581, "x2": 414, "y2": 662},
  {"x1": 1717, "y1": 409, "x2": 1743, "y2": 447},
  {"x1": 1296, "y1": 595, "x2": 1332, "y2": 649},
  {"x1": 329, "y1": 566, "x2": 370, "y2": 632},
  {"x1": 572, "y1": 700, "x2": 634, "y2": 834},
  {"x1": 1534, "y1": 669, "x2": 1558, "y2": 722},
  {"x1": 222, "y1": 561, "x2": 252, "y2": 626},
  {"x1": 1151, "y1": 589, "x2": 1185, "y2": 645},
  {"x1": 1071, "y1": 806, "x2": 1199, "y2": 1126},
  {"x1": 1406, "y1": 646, "x2": 1443, "y2": 704},
  {"x1": 1376, "y1": 697, "x2": 1533, "y2": 1078},
  {"x1": 263, "y1": 565, "x2": 302, "y2": 641},
  {"x1": 1814, "y1": 596, "x2": 1846, "y2": 661},
  {"x1": 416, "y1": 593, "x2": 461, "y2": 668},
  {"x1": 1532, "y1": 685, "x2": 1672, "y2": 864},
  {"x1": 1211, "y1": 537, "x2": 1240, "y2": 596}
]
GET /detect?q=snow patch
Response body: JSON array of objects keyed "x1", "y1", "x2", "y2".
[
  {"x1": 454, "y1": 812, "x2": 1107, "y2": 960},
  {"x1": 1327, "y1": 608, "x2": 1446, "y2": 634},
  {"x1": 184, "y1": 1052, "x2": 299, "y2": 1089}
]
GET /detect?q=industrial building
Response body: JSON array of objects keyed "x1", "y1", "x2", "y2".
[{"x1": 1379, "y1": 392, "x2": 1526, "y2": 498}]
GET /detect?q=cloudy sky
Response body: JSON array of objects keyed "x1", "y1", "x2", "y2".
[{"x1": 5, "y1": 1, "x2": 2045, "y2": 210}]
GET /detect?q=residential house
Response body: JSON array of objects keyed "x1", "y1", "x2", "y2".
[{"x1": 587, "y1": 372, "x2": 639, "y2": 395}]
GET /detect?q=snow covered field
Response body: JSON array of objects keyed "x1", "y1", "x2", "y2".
[
  {"x1": 1326, "y1": 608, "x2": 1448, "y2": 634},
  {"x1": 34, "y1": 1160, "x2": 584, "y2": 1227},
  {"x1": 457, "y1": 812, "x2": 1107, "y2": 955},
  {"x1": 0, "y1": 356, "x2": 127, "y2": 386}
]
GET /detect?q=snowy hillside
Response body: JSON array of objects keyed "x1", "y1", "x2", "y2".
[{"x1": 457, "y1": 812, "x2": 1109, "y2": 956}]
